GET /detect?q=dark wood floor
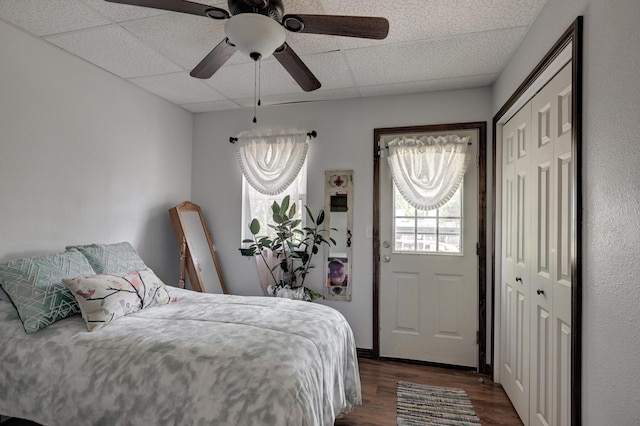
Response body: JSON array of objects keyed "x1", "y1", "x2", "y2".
[
  {"x1": 2, "y1": 358, "x2": 522, "y2": 426},
  {"x1": 336, "y1": 358, "x2": 522, "y2": 426}
]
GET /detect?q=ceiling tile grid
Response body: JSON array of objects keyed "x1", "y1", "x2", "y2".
[
  {"x1": 45, "y1": 24, "x2": 183, "y2": 78},
  {"x1": 0, "y1": 0, "x2": 547, "y2": 112}
]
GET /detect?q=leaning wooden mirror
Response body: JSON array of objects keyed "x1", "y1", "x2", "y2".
[{"x1": 169, "y1": 201, "x2": 227, "y2": 294}]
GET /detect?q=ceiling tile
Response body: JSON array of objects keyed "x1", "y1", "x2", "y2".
[
  {"x1": 346, "y1": 27, "x2": 527, "y2": 87},
  {"x1": 80, "y1": 0, "x2": 169, "y2": 23},
  {"x1": 203, "y1": 59, "x2": 301, "y2": 99},
  {"x1": 319, "y1": 0, "x2": 546, "y2": 49},
  {"x1": 359, "y1": 74, "x2": 496, "y2": 98},
  {"x1": 45, "y1": 24, "x2": 182, "y2": 78},
  {"x1": 235, "y1": 87, "x2": 361, "y2": 108},
  {"x1": 0, "y1": 0, "x2": 111, "y2": 36},
  {"x1": 280, "y1": 0, "x2": 329, "y2": 15},
  {"x1": 281, "y1": 32, "x2": 341, "y2": 56},
  {"x1": 180, "y1": 99, "x2": 241, "y2": 113},
  {"x1": 121, "y1": 13, "x2": 226, "y2": 70},
  {"x1": 129, "y1": 72, "x2": 226, "y2": 104},
  {"x1": 296, "y1": 50, "x2": 355, "y2": 91}
]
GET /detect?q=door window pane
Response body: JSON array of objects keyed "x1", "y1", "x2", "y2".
[{"x1": 392, "y1": 186, "x2": 463, "y2": 254}]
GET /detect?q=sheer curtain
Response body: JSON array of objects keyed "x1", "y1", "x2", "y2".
[
  {"x1": 387, "y1": 134, "x2": 470, "y2": 211},
  {"x1": 236, "y1": 128, "x2": 309, "y2": 195},
  {"x1": 236, "y1": 129, "x2": 310, "y2": 295}
]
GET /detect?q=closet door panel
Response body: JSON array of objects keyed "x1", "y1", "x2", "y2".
[
  {"x1": 501, "y1": 103, "x2": 532, "y2": 422},
  {"x1": 530, "y1": 62, "x2": 573, "y2": 426},
  {"x1": 530, "y1": 68, "x2": 556, "y2": 426},
  {"x1": 551, "y1": 63, "x2": 573, "y2": 426}
]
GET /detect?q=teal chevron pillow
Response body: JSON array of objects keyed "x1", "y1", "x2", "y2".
[
  {"x1": 66, "y1": 242, "x2": 148, "y2": 275},
  {"x1": 0, "y1": 285, "x2": 9, "y2": 302},
  {"x1": 0, "y1": 250, "x2": 96, "y2": 333}
]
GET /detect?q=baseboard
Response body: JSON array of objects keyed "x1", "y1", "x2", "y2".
[{"x1": 356, "y1": 347, "x2": 374, "y2": 358}]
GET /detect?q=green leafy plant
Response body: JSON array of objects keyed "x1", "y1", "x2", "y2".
[{"x1": 243, "y1": 195, "x2": 335, "y2": 301}]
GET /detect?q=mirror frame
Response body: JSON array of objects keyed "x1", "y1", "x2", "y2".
[{"x1": 169, "y1": 201, "x2": 228, "y2": 294}]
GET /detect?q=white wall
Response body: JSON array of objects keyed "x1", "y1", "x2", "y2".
[
  {"x1": 492, "y1": 0, "x2": 640, "y2": 423},
  {"x1": 0, "y1": 20, "x2": 193, "y2": 282},
  {"x1": 192, "y1": 88, "x2": 491, "y2": 349}
]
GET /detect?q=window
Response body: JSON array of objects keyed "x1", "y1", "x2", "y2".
[
  {"x1": 393, "y1": 184, "x2": 463, "y2": 254},
  {"x1": 241, "y1": 160, "x2": 307, "y2": 243}
]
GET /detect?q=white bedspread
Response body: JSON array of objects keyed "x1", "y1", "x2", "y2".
[{"x1": 0, "y1": 288, "x2": 361, "y2": 425}]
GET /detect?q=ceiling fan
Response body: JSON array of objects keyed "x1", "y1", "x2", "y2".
[{"x1": 105, "y1": 0, "x2": 390, "y2": 92}]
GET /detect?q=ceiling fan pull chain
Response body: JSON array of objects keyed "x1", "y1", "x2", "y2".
[
  {"x1": 258, "y1": 59, "x2": 262, "y2": 107},
  {"x1": 253, "y1": 58, "x2": 258, "y2": 123}
]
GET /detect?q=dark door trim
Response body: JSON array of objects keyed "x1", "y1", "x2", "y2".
[
  {"x1": 491, "y1": 16, "x2": 583, "y2": 426},
  {"x1": 372, "y1": 121, "x2": 488, "y2": 374}
]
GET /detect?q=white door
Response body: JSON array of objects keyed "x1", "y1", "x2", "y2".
[
  {"x1": 530, "y1": 62, "x2": 573, "y2": 426},
  {"x1": 379, "y1": 129, "x2": 479, "y2": 368},
  {"x1": 500, "y1": 102, "x2": 532, "y2": 421}
]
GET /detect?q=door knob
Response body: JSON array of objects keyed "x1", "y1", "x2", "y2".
[
  {"x1": 382, "y1": 255, "x2": 391, "y2": 263},
  {"x1": 515, "y1": 277, "x2": 522, "y2": 283},
  {"x1": 536, "y1": 289, "x2": 545, "y2": 295},
  {"x1": 382, "y1": 240, "x2": 391, "y2": 249}
]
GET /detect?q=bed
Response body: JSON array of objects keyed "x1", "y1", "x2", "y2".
[{"x1": 0, "y1": 243, "x2": 361, "y2": 426}]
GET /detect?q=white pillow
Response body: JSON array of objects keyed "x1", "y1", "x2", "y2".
[{"x1": 63, "y1": 268, "x2": 176, "y2": 331}]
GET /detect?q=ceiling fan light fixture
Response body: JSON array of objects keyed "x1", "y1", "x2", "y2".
[{"x1": 224, "y1": 14, "x2": 286, "y2": 60}]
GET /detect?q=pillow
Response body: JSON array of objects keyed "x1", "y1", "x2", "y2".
[
  {"x1": 66, "y1": 242, "x2": 148, "y2": 275},
  {"x1": 62, "y1": 268, "x2": 176, "y2": 332},
  {"x1": 0, "y1": 285, "x2": 10, "y2": 302},
  {"x1": 0, "y1": 250, "x2": 96, "y2": 333}
]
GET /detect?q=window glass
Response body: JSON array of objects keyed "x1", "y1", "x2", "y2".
[
  {"x1": 241, "y1": 161, "x2": 307, "y2": 243},
  {"x1": 392, "y1": 185, "x2": 463, "y2": 254}
]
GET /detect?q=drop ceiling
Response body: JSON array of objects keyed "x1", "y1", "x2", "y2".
[{"x1": 0, "y1": 0, "x2": 547, "y2": 113}]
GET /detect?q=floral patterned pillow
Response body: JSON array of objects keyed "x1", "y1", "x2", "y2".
[{"x1": 62, "y1": 268, "x2": 177, "y2": 332}]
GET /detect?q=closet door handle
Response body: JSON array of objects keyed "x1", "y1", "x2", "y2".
[
  {"x1": 536, "y1": 289, "x2": 545, "y2": 295},
  {"x1": 515, "y1": 277, "x2": 522, "y2": 283}
]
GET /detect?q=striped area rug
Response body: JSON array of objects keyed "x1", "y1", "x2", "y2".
[{"x1": 397, "y1": 381, "x2": 482, "y2": 425}]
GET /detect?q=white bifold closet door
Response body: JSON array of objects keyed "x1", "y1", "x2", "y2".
[
  {"x1": 501, "y1": 99, "x2": 532, "y2": 423},
  {"x1": 501, "y1": 63, "x2": 572, "y2": 426}
]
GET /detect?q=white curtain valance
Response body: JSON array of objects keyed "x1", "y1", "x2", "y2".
[
  {"x1": 235, "y1": 129, "x2": 310, "y2": 195},
  {"x1": 387, "y1": 134, "x2": 470, "y2": 211}
]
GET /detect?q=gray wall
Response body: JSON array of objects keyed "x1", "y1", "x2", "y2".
[
  {"x1": 0, "y1": 20, "x2": 193, "y2": 282},
  {"x1": 191, "y1": 88, "x2": 492, "y2": 349},
  {"x1": 493, "y1": 0, "x2": 640, "y2": 423}
]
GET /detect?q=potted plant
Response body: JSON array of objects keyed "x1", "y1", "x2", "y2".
[{"x1": 243, "y1": 195, "x2": 335, "y2": 301}]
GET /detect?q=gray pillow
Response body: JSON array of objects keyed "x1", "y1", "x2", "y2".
[{"x1": 65, "y1": 242, "x2": 148, "y2": 275}]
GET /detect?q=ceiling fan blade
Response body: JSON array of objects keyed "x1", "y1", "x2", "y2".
[
  {"x1": 282, "y1": 14, "x2": 389, "y2": 40},
  {"x1": 104, "y1": 0, "x2": 229, "y2": 19},
  {"x1": 190, "y1": 39, "x2": 236, "y2": 79},
  {"x1": 273, "y1": 43, "x2": 321, "y2": 92}
]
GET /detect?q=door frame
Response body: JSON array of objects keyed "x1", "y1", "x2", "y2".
[
  {"x1": 373, "y1": 121, "x2": 488, "y2": 374},
  {"x1": 491, "y1": 17, "x2": 583, "y2": 425}
]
